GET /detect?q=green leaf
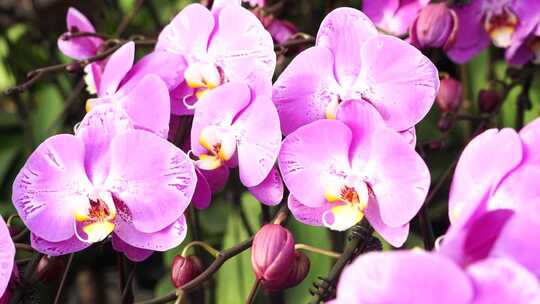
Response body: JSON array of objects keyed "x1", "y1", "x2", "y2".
[
  {"x1": 0, "y1": 133, "x2": 22, "y2": 186},
  {"x1": 285, "y1": 219, "x2": 332, "y2": 303},
  {"x1": 215, "y1": 206, "x2": 257, "y2": 303},
  {"x1": 29, "y1": 86, "x2": 64, "y2": 144}
]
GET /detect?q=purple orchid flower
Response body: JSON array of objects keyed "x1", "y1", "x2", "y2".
[
  {"x1": 278, "y1": 101, "x2": 430, "y2": 247},
  {"x1": 12, "y1": 105, "x2": 196, "y2": 261},
  {"x1": 190, "y1": 82, "x2": 282, "y2": 194},
  {"x1": 330, "y1": 250, "x2": 540, "y2": 304},
  {"x1": 435, "y1": 118, "x2": 540, "y2": 275},
  {"x1": 57, "y1": 7, "x2": 105, "y2": 95},
  {"x1": 363, "y1": 0, "x2": 430, "y2": 36},
  {"x1": 86, "y1": 41, "x2": 172, "y2": 138},
  {"x1": 0, "y1": 216, "x2": 15, "y2": 300},
  {"x1": 447, "y1": 0, "x2": 540, "y2": 63},
  {"x1": 273, "y1": 7, "x2": 438, "y2": 136},
  {"x1": 447, "y1": 117, "x2": 540, "y2": 227},
  {"x1": 154, "y1": 2, "x2": 275, "y2": 115},
  {"x1": 506, "y1": 13, "x2": 540, "y2": 64}
]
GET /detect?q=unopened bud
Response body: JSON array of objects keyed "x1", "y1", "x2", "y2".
[
  {"x1": 281, "y1": 251, "x2": 310, "y2": 289},
  {"x1": 410, "y1": 3, "x2": 458, "y2": 50},
  {"x1": 170, "y1": 255, "x2": 203, "y2": 288},
  {"x1": 36, "y1": 256, "x2": 66, "y2": 283},
  {"x1": 251, "y1": 224, "x2": 295, "y2": 289},
  {"x1": 479, "y1": 89, "x2": 501, "y2": 113},
  {"x1": 436, "y1": 76, "x2": 463, "y2": 113}
]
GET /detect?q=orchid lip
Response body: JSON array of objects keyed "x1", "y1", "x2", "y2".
[
  {"x1": 483, "y1": 7, "x2": 519, "y2": 48},
  {"x1": 196, "y1": 125, "x2": 237, "y2": 170},
  {"x1": 322, "y1": 178, "x2": 370, "y2": 231},
  {"x1": 74, "y1": 191, "x2": 117, "y2": 244}
]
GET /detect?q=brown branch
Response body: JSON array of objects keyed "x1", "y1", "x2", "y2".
[
  {"x1": 136, "y1": 205, "x2": 289, "y2": 304},
  {"x1": 3, "y1": 39, "x2": 155, "y2": 96},
  {"x1": 53, "y1": 253, "x2": 75, "y2": 304}
]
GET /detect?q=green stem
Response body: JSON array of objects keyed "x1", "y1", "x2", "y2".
[
  {"x1": 295, "y1": 244, "x2": 340, "y2": 259},
  {"x1": 181, "y1": 241, "x2": 219, "y2": 258}
]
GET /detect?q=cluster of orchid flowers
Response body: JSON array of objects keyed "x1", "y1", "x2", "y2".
[{"x1": 1, "y1": 0, "x2": 540, "y2": 302}]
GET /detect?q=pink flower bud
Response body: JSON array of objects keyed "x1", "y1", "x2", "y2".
[
  {"x1": 251, "y1": 224, "x2": 295, "y2": 289},
  {"x1": 37, "y1": 256, "x2": 66, "y2": 283},
  {"x1": 436, "y1": 76, "x2": 463, "y2": 113},
  {"x1": 410, "y1": 3, "x2": 458, "y2": 50},
  {"x1": 170, "y1": 255, "x2": 203, "y2": 288},
  {"x1": 282, "y1": 251, "x2": 310, "y2": 289},
  {"x1": 479, "y1": 89, "x2": 501, "y2": 113}
]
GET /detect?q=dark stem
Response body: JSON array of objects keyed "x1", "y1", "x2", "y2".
[
  {"x1": 53, "y1": 253, "x2": 74, "y2": 304},
  {"x1": 308, "y1": 219, "x2": 374, "y2": 304},
  {"x1": 115, "y1": 0, "x2": 146, "y2": 37},
  {"x1": 245, "y1": 280, "x2": 261, "y2": 304},
  {"x1": 121, "y1": 264, "x2": 137, "y2": 304},
  {"x1": 516, "y1": 71, "x2": 533, "y2": 130},
  {"x1": 9, "y1": 252, "x2": 43, "y2": 304},
  {"x1": 417, "y1": 204, "x2": 435, "y2": 250}
]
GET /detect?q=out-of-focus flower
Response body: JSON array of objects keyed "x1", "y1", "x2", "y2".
[
  {"x1": 506, "y1": 16, "x2": 540, "y2": 64},
  {"x1": 436, "y1": 76, "x2": 463, "y2": 113},
  {"x1": 478, "y1": 88, "x2": 501, "y2": 113},
  {"x1": 86, "y1": 42, "x2": 172, "y2": 139},
  {"x1": 330, "y1": 250, "x2": 540, "y2": 304},
  {"x1": 447, "y1": 0, "x2": 540, "y2": 63},
  {"x1": 438, "y1": 118, "x2": 540, "y2": 274},
  {"x1": 12, "y1": 105, "x2": 196, "y2": 261},
  {"x1": 154, "y1": 2, "x2": 275, "y2": 115},
  {"x1": 191, "y1": 82, "x2": 281, "y2": 189},
  {"x1": 410, "y1": 3, "x2": 458, "y2": 50},
  {"x1": 251, "y1": 224, "x2": 295, "y2": 290},
  {"x1": 362, "y1": 0, "x2": 429, "y2": 36},
  {"x1": 279, "y1": 102, "x2": 430, "y2": 247},
  {"x1": 273, "y1": 7, "x2": 438, "y2": 135},
  {"x1": 57, "y1": 7, "x2": 106, "y2": 95},
  {"x1": 171, "y1": 255, "x2": 204, "y2": 288},
  {"x1": 0, "y1": 216, "x2": 15, "y2": 300},
  {"x1": 447, "y1": 117, "x2": 540, "y2": 225},
  {"x1": 267, "y1": 19, "x2": 298, "y2": 45}
]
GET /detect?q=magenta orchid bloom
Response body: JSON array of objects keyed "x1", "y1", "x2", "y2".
[
  {"x1": 57, "y1": 7, "x2": 105, "y2": 95},
  {"x1": 506, "y1": 13, "x2": 540, "y2": 64},
  {"x1": 278, "y1": 101, "x2": 430, "y2": 247},
  {"x1": 437, "y1": 118, "x2": 540, "y2": 275},
  {"x1": 362, "y1": 0, "x2": 430, "y2": 36},
  {"x1": 155, "y1": 2, "x2": 275, "y2": 115},
  {"x1": 190, "y1": 82, "x2": 281, "y2": 190},
  {"x1": 447, "y1": 0, "x2": 540, "y2": 63},
  {"x1": 273, "y1": 7, "x2": 438, "y2": 136},
  {"x1": 87, "y1": 42, "x2": 172, "y2": 138},
  {"x1": 330, "y1": 250, "x2": 540, "y2": 304},
  {"x1": 447, "y1": 117, "x2": 540, "y2": 227},
  {"x1": 12, "y1": 105, "x2": 196, "y2": 261},
  {"x1": 0, "y1": 216, "x2": 15, "y2": 299}
]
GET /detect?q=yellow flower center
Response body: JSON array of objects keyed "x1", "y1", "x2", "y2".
[
  {"x1": 484, "y1": 8, "x2": 519, "y2": 48},
  {"x1": 74, "y1": 192, "x2": 117, "y2": 243}
]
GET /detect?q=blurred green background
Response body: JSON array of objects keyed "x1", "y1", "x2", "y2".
[{"x1": 1, "y1": 0, "x2": 539, "y2": 303}]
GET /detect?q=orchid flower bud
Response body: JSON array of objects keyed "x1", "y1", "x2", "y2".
[
  {"x1": 436, "y1": 76, "x2": 463, "y2": 113},
  {"x1": 36, "y1": 256, "x2": 66, "y2": 283},
  {"x1": 479, "y1": 89, "x2": 501, "y2": 113},
  {"x1": 251, "y1": 224, "x2": 295, "y2": 289},
  {"x1": 170, "y1": 255, "x2": 203, "y2": 288},
  {"x1": 410, "y1": 3, "x2": 458, "y2": 50},
  {"x1": 281, "y1": 251, "x2": 310, "y2": 289}
]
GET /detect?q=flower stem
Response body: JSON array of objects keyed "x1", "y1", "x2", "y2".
[
  {"x1": 245, "y1": 279, "x2": 261, "y2": 304},
  {"x1": 181, "y1": 241, "x2": 219, "y2": 258},
  {"x1": 295, "y1": 244, "x2": 340, "y2": 259}
]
